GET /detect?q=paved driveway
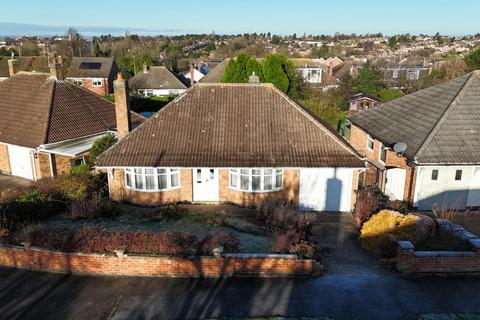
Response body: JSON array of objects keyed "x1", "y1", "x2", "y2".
[
  {"x1": 0, "y1": 174, "x2": 31, "y2": 191},
  {"x1": 0, "y1": 212, "x2": 479, "y2": 320}
]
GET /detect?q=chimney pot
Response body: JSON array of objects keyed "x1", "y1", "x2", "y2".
[
  {"x1": 143, "y1": 62, "x2": 148, "y2": 73},
  {"x1": 248, "y1": 72, "x2": 259, "y2": 83},
  {"x1": 113, "y1": 75, "x2": 131, "y2": 137}
]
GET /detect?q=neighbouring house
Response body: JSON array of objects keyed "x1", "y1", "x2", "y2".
[
  {"x1": 348, "y1": 71, "x2": 480, "y2": 210},
  {"x1": 290, "y1": 58, "x2": 326, "y2": 84},
  {"x1": 96, "y1": 82, "x2": 365, "y2": 212},
  {"x1": 381, "y1": 64, "x2": 431, "y2": 83},
  {"x1": 347, "y1": 93, "x2": 380, "y2": 115},
  {"x1": 182, "y1": 67, "x2": 206, "y2": 83},
  {"x1": 129, "y1": 65, "x2": 188, "y2": 97},
  {"x1": 0, "y1": 64, "x2": 144, "y2": 181},
  {"x1": 0, "y1": 55, "x2": 49, "y2": 81},
  {"x1": 65, "y1": 57, "x2": 119, "y2": 96}
]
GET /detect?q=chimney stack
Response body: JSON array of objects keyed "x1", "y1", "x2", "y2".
[
  {"x1": 190, "y1": 63, "x2": 195, "y2": 86},
  {"x1": 248, "y1": 72, "x2": 259, "y2": 83},
  {"x1": 113, "y1": 73, "x2": 132, "y2": 137},
  {"x1": 50, "y1": 57, "x2": 64, "y2": 80},
  {"x1": 7, "y1": 53, "x2": 17, "y2": 77}
]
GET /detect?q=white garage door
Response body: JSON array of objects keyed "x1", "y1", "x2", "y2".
[
  {"x1": 8, "y1": 145, "x2": 34, "y2": 180},
  {"x1": 299, "y1": 168, "x2": 353, "y2": 212}
]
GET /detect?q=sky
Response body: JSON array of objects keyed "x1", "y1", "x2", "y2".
[{"x1": 0, "y1": 0, "x2": 479, "y2": 36}]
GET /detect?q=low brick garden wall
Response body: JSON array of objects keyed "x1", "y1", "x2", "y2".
[
  {"x1": 0, "y1": 244, "x2": 322, "y2": 277},
  {"x1": 397, "y1": 220, "x2": 480, "y2": 275}
]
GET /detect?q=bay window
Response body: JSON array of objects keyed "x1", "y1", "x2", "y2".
[
  {"x1": 229, "y1": 168, "x2": 283, "y2": 192},
  {"x1": 125, "y1": 168, "x2": 180, "y2": 191}
]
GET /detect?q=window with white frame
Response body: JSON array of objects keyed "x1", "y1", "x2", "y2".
[
  {"x1": 367, "y1": 135, "x2": 374, "y2": 151},
  {"x1": 92, "y1": 78, "x2": 103, "y2": 87},
  {"x1": 379, "y1": 143, "x2": 387, "y2": 163},
  {"x1": 125, "y1": 168, "x2": 180, "y2": 191},
  {"x1": 392, "y1": 69, "x2": 399, "y2": 79},
  {"x1": 229, "y1": 168, "x2": 283, "y2": 192}
]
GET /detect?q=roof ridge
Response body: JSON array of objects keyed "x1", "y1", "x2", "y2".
[
  {"x1": 414, "y1": 72, "x2": 475, "y2": 161},
  {"x1": 269, "y1": 85, "x2": 364, "y2": 162},
  {"x1": 41, "y1": 79, "x2": 57, "y2": 144}
]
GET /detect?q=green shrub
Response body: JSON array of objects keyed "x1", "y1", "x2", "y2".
[
  {"x1": 88, "y1": 133, "x2": 117, "y2": 164},
  {"x1": 359, "y1": 210, "x2": 435, "y2": 257},
  {"x1": 69, "y1": 164, "x2": 91, "y2": 176}
]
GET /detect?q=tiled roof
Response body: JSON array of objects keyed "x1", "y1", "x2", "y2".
[
  {"x1": 348, "y1": 71, "x2": 480, "y2": 164},
  {"x1": 97, "y1": 83, "x2": 364, "y2": 168},
  {"x1": 0, "y1": 56, "x2": 49, "y2": 77},
  {"x1": 129, "y1": 66, "x2": 187, "y2": 90},
  {"x1": 66, "y1": 57, "x2": 117, "y2": 79},
  {"x1": 0, "y1": 72, "x2": 144, "y2": 148},
  {"x1": 199, "y1": 59, "x2": 229, "y2": 83}
]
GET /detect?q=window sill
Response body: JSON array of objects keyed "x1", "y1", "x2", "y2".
[
  {"x1": 125, "y1": 186, "x2": 182, "y2": 193},
  {"x1": 227, "y1": 187, "x2": 284, "y2": 194}
]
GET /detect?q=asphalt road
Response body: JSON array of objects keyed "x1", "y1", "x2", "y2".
[
  {"x1": 0, "y1": 266, "x2": 480, "y2": 320},
  {"x1": 1, "y1": 213, "x2": 479, "y2": 320}
]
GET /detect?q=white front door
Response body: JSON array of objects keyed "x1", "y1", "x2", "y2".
[
  {"x1": 385, "y1": 168, "x2": 406, "y2": 201},
  {"x1": 192, "y1": 168, "x2": 219, "y2": 202},
  {"x1": 299, "y1": 168, "x2": 353, "y2": 212},
  {"x1": 7, "y1": 145, "x2": 35, "y2": 180}
]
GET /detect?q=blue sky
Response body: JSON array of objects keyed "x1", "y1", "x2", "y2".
[{"x1": 0, "y1": 0, "x2": 479, "y2": 36}]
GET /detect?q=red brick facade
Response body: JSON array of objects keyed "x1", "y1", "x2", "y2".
[
  {"x1": 349, "y1": 125, "x2": 416, "y2": 204},
  {"x1": 108, "y1": 168, "x2": 301, "y2": 208},
  {"x1": 67, "y1": 78, "x2": 111, "y2": 96},
  {"x1": 0, "y1": 244, "x2": 322, "y2": 277}
]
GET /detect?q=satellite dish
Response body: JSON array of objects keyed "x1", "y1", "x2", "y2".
[{"x1": 393, "y1": 142, "x2": 407, "y2": 154}]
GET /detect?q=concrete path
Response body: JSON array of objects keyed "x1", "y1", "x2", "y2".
[{"x1": 0, "y1": 212, "x2": 479, "y2": 319}]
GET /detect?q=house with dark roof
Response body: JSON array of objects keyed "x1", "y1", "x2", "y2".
[
  {"x1": 129, "y1": 65, "x2": 188, "y2": 97},
  {"x1": 348, "y1": 71, "x2": 480, "y2": 210},
  {"x1": 65, "y1": 57, "x2": 118, "y2": 96},
  {"x1": 0, "y1": 63, "x2": 144, "y2": 181},
  {"x1": 96, "y1": 82, "x2": 365, "y2": 212},
  {"x1": 0, "y1": 55, "x2": 49, "y2": 81}
]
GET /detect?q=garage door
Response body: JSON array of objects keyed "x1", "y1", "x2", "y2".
[
  {"x1": 299, "y1": 168, "x2": 353, "y2": 212},
  {"x1": 8, "y1": 145, "x2": 34, "y2": 180}
]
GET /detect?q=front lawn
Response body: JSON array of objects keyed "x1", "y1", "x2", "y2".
[{"x1": 45, "y1": 204, "x2": 271, "y2": 253}]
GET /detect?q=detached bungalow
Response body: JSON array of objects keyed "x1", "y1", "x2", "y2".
[
  {"x1": 129, "y1": 65, "x2": 188, "y2": 97},
  {"x1": 348, "y1": 71, "x2": 480, "y2": 210},
  {"x1": 97, "y1": 82, "x2": 365, "y2": 211},
  {"x1": 0, "y1": 63, "x2": 143, "y2": 181}
]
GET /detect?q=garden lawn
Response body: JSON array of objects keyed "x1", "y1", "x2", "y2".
[{"x1": 45, "y1": 204, "x2": 271, "y2": 253}]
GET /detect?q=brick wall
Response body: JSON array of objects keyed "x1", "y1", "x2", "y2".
[
  {"x1": 109, "y1": 168, "x2": 194, "y2": 205},
  {"x1": 0, "y1": 244, "x2": 322, "y2": 277},
  {"x1": 219, "y1": 169, "x2": 300, "y2": 207},
  {"x1": 349, "y1": 124, "x2": 416, "y2": 203},
  {"x1": 0, "y1": 143, "x2": 10, "y2": 174},
  {"x1": 397, "y1": 240, "x2": 480, "y2": 275},
  {"x1": 77, "y1": 78, "x2": 110, "y2": 96},
  {"x1": 108, "y1": 168, "x2": 300, "y2": 207},
  {"x1": 34, "y1": 152, "x2": 51, "y2": 179}
]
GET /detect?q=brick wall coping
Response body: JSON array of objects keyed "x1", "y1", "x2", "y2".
[
  {"x1": 397, "y1": 222, "x2": 480, "y2": 275},
  {"x1": 0, "y1": 243, "x2": 322, "y2": 278},
  {"x1": 413, "y1": 251, "x2": 476, "y2": 258}
]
